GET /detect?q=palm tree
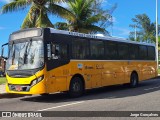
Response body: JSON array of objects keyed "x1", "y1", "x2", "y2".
[
  {"x1": 129, "y1": 14, "x2": 160, "y2": 43},
  {"x1": 1, "y1": 0, "x2": 73, "y2": 29},
  {"x1": 55, "y1": 0, "x2": 116, "y2": 35}
]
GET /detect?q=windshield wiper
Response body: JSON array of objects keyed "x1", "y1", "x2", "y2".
[
  {"x1": 11, "y1": 42, "x2": 15, "y2": 65},
  {"x1": 23, "y1": 40, "x2": 32, "y2": 64}
]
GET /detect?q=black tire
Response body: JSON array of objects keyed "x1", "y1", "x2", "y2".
[
  {"x1": 69, "y1": 77, "x2": 84, "y2": 97},
  {"x1": 130, "y1": 73, "x2": 138, "y2": 88}
]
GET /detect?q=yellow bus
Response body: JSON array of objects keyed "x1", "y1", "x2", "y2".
[{"x1": 1, "y1": 28, "x2": 157, "y2": 97}]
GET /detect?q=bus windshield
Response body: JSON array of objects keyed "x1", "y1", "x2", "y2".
[{"x1": 6, "y1": 40, "x2": 44, "y2": 70}]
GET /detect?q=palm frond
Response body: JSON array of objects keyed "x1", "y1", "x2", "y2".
[
  {"x1": 85, "y1": 25, "x2": 107, "y2": 34},
  {"x1": 48, "y1": 3, "x2": 75, "y2": 22},
  {"x1": 36, "y1": 10, "x2": 54, "y2": 28},
  {"x1": 1, "y1": 0, "x2": 30, "y2": 14},
  {"x1": 21, "y1": 10, "x2": 34, "y2": 29},
  {"x1": 86, "y1": 14, "x2": 104, "y2": 25},
  {"x1": 49, "y1": 0, "x2": 67, "y2": 4},
  {"x1": 21, "y1": 5, "x2": 36, "y2": 29}
]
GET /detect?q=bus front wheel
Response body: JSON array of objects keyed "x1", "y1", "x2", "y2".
[
  {"x1": 130, "y1": 73, "x2": 139, "y2": 88},
  {"x1": 69, "y1": 77, "x2": 84, "y2": 97}
]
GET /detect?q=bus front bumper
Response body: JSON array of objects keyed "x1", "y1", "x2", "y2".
[{"x1": 6, "y1": 80, "x2": 46, "y2": 95}]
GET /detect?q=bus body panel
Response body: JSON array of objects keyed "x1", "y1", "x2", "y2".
[
  {"x1": 6, "y1": 60, "x2": 157, "y2": 94},
  {"x1": 46, "y1": 60, "x2": 157, "y2": 94}
]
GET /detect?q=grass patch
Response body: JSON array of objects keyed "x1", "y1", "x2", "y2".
[
  {"x1": 158, "y1": 69, "x2": 160, "y2": 74},
  {"x1": 0, "y1": 77, "x2": 6, "y2": 85}
]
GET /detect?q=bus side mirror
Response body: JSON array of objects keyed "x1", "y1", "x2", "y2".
[
  {"x1": 1, "y1": 43, "x2": 8, "y2": 59},
  {"x1": 0, "y1": 48, "x2": 3, "y2": 66},
  {"x1": 1, "y1": 47, "x2": 4, "y2": 58}
]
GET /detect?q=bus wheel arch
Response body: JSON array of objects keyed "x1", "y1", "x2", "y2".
[
  {"x1": 69, "y1": 74, "x2": 85, "y2": 97},
  {"x1": 130, "y1": 71, "x2": 139, "y2": 87}
]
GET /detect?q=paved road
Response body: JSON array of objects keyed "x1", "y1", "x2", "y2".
[{"x1": 0, "y1": 78, "x2": 160, "y2": 120}]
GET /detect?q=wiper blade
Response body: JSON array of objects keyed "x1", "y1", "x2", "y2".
[
  {"x1": 11, "y1": 43, "x2": 15, "y2": 65},
  {"x1": 23, "y1": 40, "x2": 32, "y2": 64}
]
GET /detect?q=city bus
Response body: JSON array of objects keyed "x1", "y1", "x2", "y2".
[{"x1": 1, "y1": 28, "x2": 157, "y2": 97}]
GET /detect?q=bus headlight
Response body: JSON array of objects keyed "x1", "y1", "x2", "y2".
[{"x1": 31, "y1": 75, "x2": 44, "y2": 87}]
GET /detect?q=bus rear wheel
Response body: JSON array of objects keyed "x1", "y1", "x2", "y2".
[
  {"x1": 69, "y1": 77, "x2": 84, "y2": 97},
  {"x1": 130, "y1": 73, "x2": 138, "y2": 88}
]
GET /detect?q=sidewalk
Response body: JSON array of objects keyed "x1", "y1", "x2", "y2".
[{"x1": 0, "y1": 84, "x2": 6, "y2": 94}]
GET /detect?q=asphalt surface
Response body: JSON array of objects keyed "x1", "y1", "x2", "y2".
[{"x1": 0, "y1": 78, "x2": 160, "y2": 120}]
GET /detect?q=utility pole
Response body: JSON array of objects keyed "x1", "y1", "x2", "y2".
[{"x1": 156, "y1": 0, "x2": 159, "y2": 69}]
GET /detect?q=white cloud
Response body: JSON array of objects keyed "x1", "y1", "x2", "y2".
[
  {"x1": 113, "y1": 27, "x2": 130, "y2": 37},
  {"x1": 102, "y1": 0, "x2": 112, "y2": 6},
  {"x1": 108, "y1": 16, "x2": 117, "y2": 23}
]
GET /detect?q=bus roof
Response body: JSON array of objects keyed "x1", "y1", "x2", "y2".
[
  {"x1": 49, "y1": 28, "x2": 155, "y2": 47},
  {"x1": 9, "y1": 28, "x2": 155, "y2": 47}
]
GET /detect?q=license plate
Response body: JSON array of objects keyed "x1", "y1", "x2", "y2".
[{"x1": 15, "y1": 85, "x2": 22, "y2": 91}]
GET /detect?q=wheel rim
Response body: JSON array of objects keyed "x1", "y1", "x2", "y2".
[{"x1": 72, "y1": 81, "x2": 81, "y2": 92}]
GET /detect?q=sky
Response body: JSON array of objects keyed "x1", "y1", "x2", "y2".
[{"x1": 0, "y1": 0, "x2": 159, "y2": 49}]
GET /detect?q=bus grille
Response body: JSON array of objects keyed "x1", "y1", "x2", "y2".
[{"x1": 8, "y1": 84, "x2": 30, "y2": 92}]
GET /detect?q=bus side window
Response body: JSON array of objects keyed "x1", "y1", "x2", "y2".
[
  {"x1": 148, "y1": 46, "x2": 155, "y2": 60},
  {"x1": 129, "y1": 44, "x2": 139, "y2": 60},
  {"x1": 47, "y1": 44, "x2": 52, "y2": 60},
  {"x1": 49, "y1": 43, "x2": 68, "y2": 60},
  {"x1": 139, "y1": 45, "x2": 147, "y2": 60},
  {"x1": 47, "y1": 43, "x2": 59, "y2": 60},
  {"x1": 51, "y1": 44, "x2": 59, "y2": 59}
]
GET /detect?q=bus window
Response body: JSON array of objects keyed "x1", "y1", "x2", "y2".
[
  {"x1": 105, "y1": 42, "x2": 118, "y2": 60},
  {"x1": 90, "y1": 40, "x2": 104, "y2": 59},
  {"x1": 148, "y1": 46, "x2": 155, "y2": 60},
  {"x1": 118, "y1": 43, "x2": 129, "y2": 60},
  {"x1": 72, "y1": 39, "x2": 89, "y2": 59},
  {"x1": 51, "y1": 44, "x2": 59, "y2": 59},
  {"x1": 59, "y1": 44, "x2": 68, "y2": 59},
  {"x1": 129, "y1": 44, "x2": 139, "y2": 60},
  {"x1": 139, "y1": 45, "x2": 147, "y2": 60},
  {"x1": 47, "y1": 43, "x2": 68, "y2": 60}
]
